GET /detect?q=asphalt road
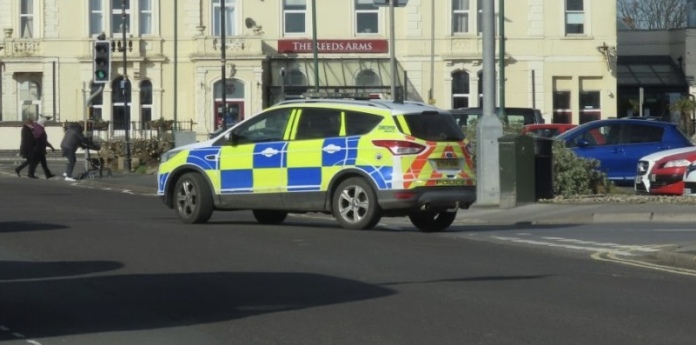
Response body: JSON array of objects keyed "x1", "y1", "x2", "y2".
[{"x1": 1, "y1": 177, "x2": 696, "y2": 345}]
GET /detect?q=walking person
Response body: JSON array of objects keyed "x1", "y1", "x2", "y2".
[
  {"x1": 60, "y1": 122, "x2": 88, "y2": 182},
  {"x1": 29, "y1": 118, "x2": 56, "y2": 179},
  {"x1": 15, "y1": 117, "x2": 38, "y2": 178}
]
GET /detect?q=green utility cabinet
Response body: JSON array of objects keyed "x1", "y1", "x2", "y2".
[{"x1": 498, "y1": 134, "x2": 535, "y2": 208}]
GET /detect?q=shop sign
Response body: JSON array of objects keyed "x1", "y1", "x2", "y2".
[{"x1": 278, "y1": 39, "x2": 388, "y2": 54}]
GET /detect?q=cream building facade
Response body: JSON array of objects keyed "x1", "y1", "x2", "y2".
[{"x1": 0, "y1": 0, "x2": 617, "y2": 149}]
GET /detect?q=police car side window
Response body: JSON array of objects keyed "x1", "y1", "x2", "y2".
[
  {"x1": 234, "y1": 108, "x2": 291, "y2": 145},
  {"x1": 345, "y1": 111, "x2": 382, "y2": 136},
  {"x1": 295, "y1": 108, "x2": 341, "y2": 140}
]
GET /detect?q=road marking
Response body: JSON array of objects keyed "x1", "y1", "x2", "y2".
[
  {"x1": 0, "y1": 324, "x2": 43, "y2": 345},
  {"x1": 541, "y1": 237, "x2": 662, "y2": 252},
  {"x1": 592, "y1": 251, "x2": 696, "y2": 277},
  {"x1": 653, "y1": 229, "x2": 696, "y2": 232},
  {"x1": 493, "y1": 236, "x2": 637, "y2": 256}
]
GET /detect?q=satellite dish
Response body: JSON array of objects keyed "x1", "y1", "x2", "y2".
[{"x1": 245, "y1": 18, "x2": 256, "y2": 29}]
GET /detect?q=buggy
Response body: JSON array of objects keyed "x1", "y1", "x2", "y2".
[{"x1": 77, "y1": 140, "x2": 112, "y2": 180}]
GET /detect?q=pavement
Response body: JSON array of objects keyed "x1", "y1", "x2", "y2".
[{"x1": 1, "y1": 152, "x2": 695, "y2": 271}]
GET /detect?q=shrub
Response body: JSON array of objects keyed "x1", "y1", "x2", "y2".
[{"x1": 462, "y1": 120, "x2": 612, "y2": 197}]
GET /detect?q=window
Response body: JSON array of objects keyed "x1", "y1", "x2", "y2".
[
  {"x1": 287, "y1": 70, "x2": 307, "y2": 86},
  {"x1": 579, "y1": 91, "x2": 600, "y2": 124},
  {"x1": 139, "y1": 0, "x2": 152, "y2": 35},
  {"x1": 20, "y1": 0, "x2": 34, "y2": 38},
  {"x1": 19, "y1": 80, "x2": 41, "y2": 121},
  {"x1": 452, "y1": 0, "x2": 469, "y2": 34},
  {"x1": 451, "y1": 71, "x2": 470, "y2": 109},
  {"x1": 355, "y1": 0, "x2": 379, "y2": 34},
  {"x1": 565, "y1": 0, "x2": 584, "y2": 35},
  {"x1": 553, "y1": 91, "x2": 572, "y2": 123},
  {"x1": 476, "y1": 0, "x2": 483, "y2": 34},
  {"x1": 355, "y1": 69, "x2": 381, "y2": 87},
  {"x1": 345, "y1": 111, "x2": 383, "y2": 136},
  {"x1": 112, "y1": 0, "x2": 131, "y2": 35},
  {"x1": 90, "y1": 0, "x2": 104, "y2": 36},
  {"x1": 214, "y1": 79, "x2": 245, "y2": 99},
  {"x1": 284, "y1": 0, "x2": 306, "y2": 35},
  {"x1": 111, "y1": 76, "x2": 132, "y2": 130},
  {"x1": 402, "y1": 113, "x2": 464, "y2": 142},
  {"x1": 140, "y1": 80, "x2": 153, "y2": 129},
  {"x1": 627, "y1": 124, "x2": 663, "y2": 144},
  {"x1": 296, "y1": 108, "x2": 341, "y2": 140},
  {"x1": 213, "y1": 0, "x2": 236, "y2": 36},
  {"x1": 231, "y1": 109, "x2": 292, "y2": 145}
]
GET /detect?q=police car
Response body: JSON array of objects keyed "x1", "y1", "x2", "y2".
[{"x1": 157, "y1": 99, "x2": 477, "y2": 232}]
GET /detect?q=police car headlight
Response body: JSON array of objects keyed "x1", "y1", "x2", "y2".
[
  {"x1": 664, "y1": 159, "x2": 691, "y2": 168},
  {"x1": 160, "y1": 149, "x2": 181, "y2": 163}
]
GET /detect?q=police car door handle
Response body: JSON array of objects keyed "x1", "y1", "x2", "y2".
[
  {"x1": 205, "y1": 155, "x2": 217, "y2": 161},
  {"x1": 260, "y1": 147, "x2": 280, "y2": 157},
  {"x1": 323, "y1": 144, "x2": 342, "y2": 154}
]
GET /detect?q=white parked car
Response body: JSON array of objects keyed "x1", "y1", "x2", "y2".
[
  {"x1": 682, "y1": 161, "x2": 696, "y2": 196},
  {"x1": 635, "y1": 146, "x2": 696, "y2": 195}
]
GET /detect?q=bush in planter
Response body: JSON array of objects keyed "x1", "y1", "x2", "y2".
[
  {"x1": 100, "y1": 138, "x2": 174, "y2": 171},
  {"x1": 463, "y1": 119, "x2": 612, "y2": 197}
]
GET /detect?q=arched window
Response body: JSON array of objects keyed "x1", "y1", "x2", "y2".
[
  {"x1": 355, "y1": 69, "x2": 381, "y2": 87},
  {"x1": 140, "y1": 80, "x2": 153, "y2": 128},
  {"x1": 477, "y1": 70, "x2": 483, "y2": 107},
  {"x1": 451, "y1": 71, "x2": 469, "y2": 109},
  {"x1": 214, "y1": 79, "x2": 244, "y2": 99},
  {"x1": 111, "y1": 76, "x2": 132, "y2": 130}
]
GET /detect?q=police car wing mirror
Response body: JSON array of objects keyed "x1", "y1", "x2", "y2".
[{"x1": 227, "y1": 130, "x2": 239, "y2": 145}]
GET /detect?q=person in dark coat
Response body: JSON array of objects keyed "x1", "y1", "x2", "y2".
[
  {"x1": 15, "y1": 117, "x2": 38, "y2": 178},
  {"x1": 60, "y1": 122, "x2": 88, "y2": 181},
  {"x1": 29, "y1": 118, "x2": 56, "y2": 179}
]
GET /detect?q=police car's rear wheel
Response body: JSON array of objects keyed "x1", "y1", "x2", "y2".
[
  {"x1": 175, "y1": 172, "x2": 213, "y2": 224},
  {"x1": 333, "y1": 177, "x2": 381, "y2": 230},
  {"x1": 409, "y1": 211, "x2": 456, "y2": 233},
  {"x1": 253, "y1": 210, "x2": 288, "y2": 225}
]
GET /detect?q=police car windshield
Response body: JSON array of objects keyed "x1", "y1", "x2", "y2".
[{"x1": 402, "y1": 112, "x2": 464, "y2": 142}]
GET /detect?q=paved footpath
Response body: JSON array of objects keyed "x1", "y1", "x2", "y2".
[{"x1": 2, "y1": 162, "x2": 696, "y2": 270}]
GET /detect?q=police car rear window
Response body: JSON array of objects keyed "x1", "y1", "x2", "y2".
[{"x1": 403, "y1": 112, "x2": 464, "y2": 142}]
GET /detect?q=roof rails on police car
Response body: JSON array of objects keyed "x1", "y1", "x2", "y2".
[{"x1": 276, "y1": 98, "x2": 394, "y2": 109}]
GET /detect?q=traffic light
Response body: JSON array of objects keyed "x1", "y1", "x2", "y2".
[{"x1": 93, "y1": 40, "x2": 111, "y2": 84}]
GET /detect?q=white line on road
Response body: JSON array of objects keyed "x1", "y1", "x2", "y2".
[{"x1": 493, "y1": 236, "x2": 637, "y2": 256}]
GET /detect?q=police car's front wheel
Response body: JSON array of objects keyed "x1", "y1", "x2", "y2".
[
  {"x1": 332, "y1": 177, "x2": 381, "y2": 230},
  {"x1": 175, "y1": 172, "x2": 213, "y2": 224},
  {"x1": 408, "y1": 211, "x2": 456, "y2": 232}
]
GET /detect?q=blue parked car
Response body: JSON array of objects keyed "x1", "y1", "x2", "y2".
[{"x1": 555, "y1": 118, "x2": 694, "y2": 185}]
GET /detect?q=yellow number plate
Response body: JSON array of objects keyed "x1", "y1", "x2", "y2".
[{"x1": 434, "y1": 159, "x2": 460, "y2": 170}]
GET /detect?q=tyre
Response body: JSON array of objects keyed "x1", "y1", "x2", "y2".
[
  {"x1": 332, "y1": 177, "x2": 381, "y2": 230},
  {"x1": 253, "y1": 210, "x2": 288, "y2": 225},
  {"x1": 174, "y1": 172, "x2": 213, "y2": 224},
  {"x1": 409, "y1": 211, "x2": 457, "y2": 233}
]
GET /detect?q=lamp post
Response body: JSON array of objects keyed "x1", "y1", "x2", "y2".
[
  {"x1": 121, "y1": 0, "x2": 132, "y2": 172},
  {"x1": 475, "y1": 0, "x2": 503, "y2": 206},
  {"x1": 221, "y1": 0, "x2": 228, "y2": 130},
  {"x1": 311, "y1": 0, "x2": 319, "y2": 92},
  {"x1": 498, "y1": 0, "x2": 506, "y2": 115},
  {"x1": 389, "y1": 0, "x2": 396, "y2": 100}
]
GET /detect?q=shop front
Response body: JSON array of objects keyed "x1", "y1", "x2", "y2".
[{"x1": 266, "y1": 39, "x2": 405, "y2": 106}]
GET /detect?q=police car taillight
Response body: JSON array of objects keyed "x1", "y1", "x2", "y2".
[{"x1": 372, "y1": 140, "x2": 425, "y2": 155}]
